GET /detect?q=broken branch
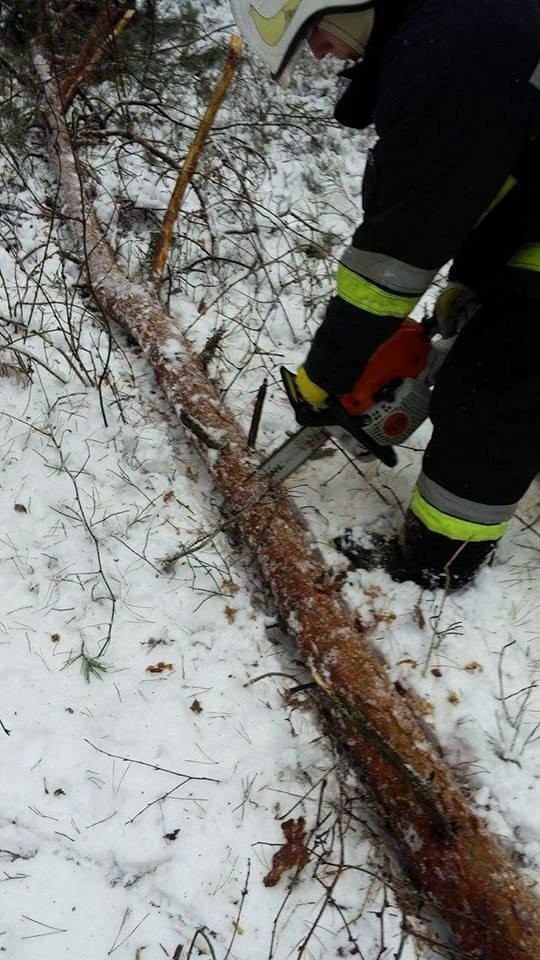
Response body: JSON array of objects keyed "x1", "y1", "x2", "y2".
[
  {"x1": 61, "y1": 5, "x2": 135, "y2": 111},
  {"x1": 150, "y1": 34, "x2": 243, "y2": 282}
]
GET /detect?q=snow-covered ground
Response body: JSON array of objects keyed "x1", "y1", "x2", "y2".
[{"x1": 0, "y1": 3, "x2": 538, "y2": 957}]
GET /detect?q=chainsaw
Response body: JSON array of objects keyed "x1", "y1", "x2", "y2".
[{"x1": 258, "y1": 318, "x2": 453, "y2": 485}]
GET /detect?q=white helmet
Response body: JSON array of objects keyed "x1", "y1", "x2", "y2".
[{"x1": 230, "y1": 0, "x2": 375, "y2": 86}]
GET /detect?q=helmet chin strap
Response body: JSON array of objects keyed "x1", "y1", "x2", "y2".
[{"x1": 318, "y1": 9, "x2": 375, "y2": 56}]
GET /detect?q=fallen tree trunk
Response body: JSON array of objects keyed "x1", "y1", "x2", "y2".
[{"x1": 34, "y1": 50, "x2": 540, "y2": 960}]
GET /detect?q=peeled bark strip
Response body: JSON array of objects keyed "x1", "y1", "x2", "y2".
[{"x1": 34, "y1": 51, "x2": 540, "y2": 960}]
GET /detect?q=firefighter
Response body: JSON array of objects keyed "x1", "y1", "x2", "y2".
[{"x1": 231, "y1": 0, "x2": 540, "y2": 588}]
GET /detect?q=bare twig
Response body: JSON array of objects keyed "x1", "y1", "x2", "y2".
[
  {"x1": 247, "y1": 378, "x2": 267, "y2": 449},
  {"x1": 185, "y1": 928, "x2": 217, "y2": 960},
  {"x1": 84, "y1": 739, "x2": 220, "y2": 783},
  {"x1": 107, "y1": 908, "x2": 149, "y2": 955},
  {"x1": 223, "y1": 860, "x2": 251, "y2": 960}
]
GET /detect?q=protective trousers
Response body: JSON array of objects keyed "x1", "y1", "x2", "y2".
[{"x1": 405, "y1": 293, "x2": 540, "y2": 587}]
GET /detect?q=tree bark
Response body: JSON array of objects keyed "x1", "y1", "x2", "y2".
[{"x1": 33, "y1": 50, "x2": 540, "y2": 960}]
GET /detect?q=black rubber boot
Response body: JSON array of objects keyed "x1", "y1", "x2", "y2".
[
  {"x1": 335, "y1": 511, "x2": 496, "y2": 590},
  {"x1": 334, "y1": 529, "x2": 412, "y2": 583}
]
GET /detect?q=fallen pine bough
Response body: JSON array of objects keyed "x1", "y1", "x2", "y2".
[{"x1": 33, "y1": 46, "x2": 540, "y2": 960}]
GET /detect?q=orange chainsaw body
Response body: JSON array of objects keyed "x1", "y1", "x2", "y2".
[{"x1": 339, "y1": 319, "x2": 431, "y2": 416}]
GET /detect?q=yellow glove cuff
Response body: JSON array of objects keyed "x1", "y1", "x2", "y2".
[
  {"x1": 296, "y1": 366, "x2": 329, "y2": 406},
  {"x1": 436, "y1": 282, "x2": 465, "y2": 317},
  {"x1": 435, "y1": 282, "x2": 475, "y2": 338}
]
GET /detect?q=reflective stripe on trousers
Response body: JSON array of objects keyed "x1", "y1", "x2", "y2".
[
  {"x1": 337, "y1": 247, "x2": 436, "y2": 317},
  {"x1": 410, "y1": 472, "x2": 517, "y2": 542}
]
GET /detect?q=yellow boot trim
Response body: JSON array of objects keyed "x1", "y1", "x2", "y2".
[
  {"x1": 337, "y1": 264, "x2": 419, "y2": 317},
  {"x1": 410, "y1": 487, "x2": 508, "y2": 542}
]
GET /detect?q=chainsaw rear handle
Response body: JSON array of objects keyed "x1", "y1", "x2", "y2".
[
  {"x1": 280, "y1": 366, "x2": 398, "y2": 466},
  {"x1": 281, "y1": 318, "x2": 433, "y2": 464},
  {"x1": 283, "y1": 318, "x2": 430, "y2": 422},
  {"x1": 339, "y1": 318, "x2": 431, "y2": 416}
]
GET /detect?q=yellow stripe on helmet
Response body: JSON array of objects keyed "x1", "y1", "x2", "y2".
[{"x1": 249, "y1": 0, "x2": 302, "y2": 46}]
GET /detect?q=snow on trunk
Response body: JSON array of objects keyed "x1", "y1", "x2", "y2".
[{"x1": 33, "y1": 47, "x2": 540, "y2": 960}]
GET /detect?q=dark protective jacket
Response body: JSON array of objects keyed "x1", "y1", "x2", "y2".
[{"x1": 304, "y1": 0, "x2": 540, "y2": 395}]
